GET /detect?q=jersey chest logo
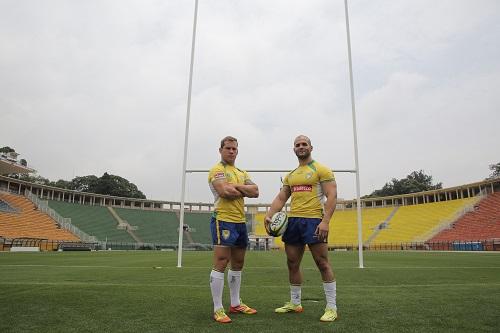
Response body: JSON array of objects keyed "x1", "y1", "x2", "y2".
[{"x1": 292, "y1": 185, "x2": 312, "y2": 192}]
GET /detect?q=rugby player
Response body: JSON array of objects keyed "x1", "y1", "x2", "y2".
[
  {"x1": 265, "y1": 135, "x2": 338, "y2": 322},
  {"x1": 208, "y1": 136, "x2": 259, "y2": 323}
]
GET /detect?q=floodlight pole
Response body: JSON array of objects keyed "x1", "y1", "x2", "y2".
[
  {"x1": 344, "y1": 0, "x2": 364, "y2": 268},
  {"x1": 177, "y1": 0, "x2": 199, "y2": 268}
]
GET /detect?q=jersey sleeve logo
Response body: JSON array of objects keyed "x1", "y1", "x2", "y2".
[
  {"x1": 214, "y1": 172, "x2": 225, "y2": 180},
  {"x1": 292, "y1": 185, "x2": 312, "y2": 192}
]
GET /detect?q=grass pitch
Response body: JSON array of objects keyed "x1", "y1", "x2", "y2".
[{"x1": 0, "y1": 250, "x2": 499, "y2": 332}]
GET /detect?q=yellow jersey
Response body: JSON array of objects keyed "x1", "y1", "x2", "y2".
[
  {"x1": 208, "y1": 161, "x2": 251, "y2": 223},
  {"x1": 283, "y1": 160, "x2": 335, "y2": 218}
]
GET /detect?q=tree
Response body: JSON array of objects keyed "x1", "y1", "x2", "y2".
[
  {"x1": 365, "y1": 170, "x2": 442, "y2": 198},
  {"x1": 50, "y1": 179, "x2": 73, "y2": 189},
  {"x1": 8, "y1": 165, "x2": 147, "y2": 199},
  {"x1": 69, "y1": 175, "x2": 99, "y2": 192},
  {"x1": 488, "y1": 162, "x2": 500, "y2": 179},
  {"x1": 0, "y1": 146, "x2": 15, "y2": 153},
  {"x1": 93, "y1": 172, "x2": 146, "y2": 199},
  {"x1": 17, "y1": 173, "x2": 51, "y2": 185},
  {"x1": 49, "y1": 173, "x2": 146, "y2": 199}
]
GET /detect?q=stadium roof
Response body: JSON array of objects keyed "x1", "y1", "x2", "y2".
[{"x1": 0, "y1": 158, "x2": 35, "y2": 175}]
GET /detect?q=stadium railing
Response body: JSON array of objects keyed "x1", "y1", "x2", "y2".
[
  {"x1": 25, "y1": 190, "x2": 97, "y2": 243},
  {"x1": 0, "y1": 198, "x2": 21, "y2": 213},
  {"x1": 1, "y1": 235, "x2": 497, "y2": 252},
  {"x1": 328, "y1": 239, "x2": 499, "y2": 251}
]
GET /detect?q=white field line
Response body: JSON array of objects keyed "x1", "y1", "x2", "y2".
[
  {"x1": 1, "y1": 264, "x2": 500, "y2": 270},
  {"x1": 0, "y1": 281, "x2": 499, "y2": 288},
  {"x1": 339, "y1": 250, "x2": 500, "y2": 254}
]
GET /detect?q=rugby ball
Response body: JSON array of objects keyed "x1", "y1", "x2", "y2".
[{"x1": 267, "y1": 212, "x2": 288, "y2": 237}]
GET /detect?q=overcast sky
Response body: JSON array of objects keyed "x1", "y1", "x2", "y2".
[{"x1": 1, "y1": 0, "x2": 499, "y2": 204}]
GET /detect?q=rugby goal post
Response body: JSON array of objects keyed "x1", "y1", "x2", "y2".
[{"x1": 177, "y1": 0, "x2": 364, "y2": 268}]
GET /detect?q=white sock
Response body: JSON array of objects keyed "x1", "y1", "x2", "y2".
[
  {"x1": 210, "y1": 270, "x2": 225, "y2": 311},
  {"x1": 323, "y1": 281, "x2": 337, "y2": 310},
  {"x1": 290, "y1": 285, "x2": 302, "y2": 305},
  {"x1": 228, "y1": 269, "x2": 242, "y2": 307}
]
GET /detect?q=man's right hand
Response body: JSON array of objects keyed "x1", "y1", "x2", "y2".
[{"x1": 264, "y1": 215, "x2": 272, "y2": 233}]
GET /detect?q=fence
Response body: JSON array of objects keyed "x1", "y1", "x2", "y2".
[
  {"x1": 1, "y1": 236, "x2": 498, "y2": 252},
  {"x1": 328, "y1": 239, "x2": 500, "y2": 251}
]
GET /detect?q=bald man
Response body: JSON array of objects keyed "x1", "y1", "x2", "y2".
[{"x1": 265, "y1": 135, "x2": 338, "y2": 322}]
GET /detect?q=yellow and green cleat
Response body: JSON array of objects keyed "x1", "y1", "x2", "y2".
[
  {"x1": 319, "y1": 307, "x2": 338, "y2": 322},
  {"x1": 274, "y1": 302, "x2": 304, "y2": 313},
  {"x1": 213, "y1": 308, "x2": 232, "y2": 323}
]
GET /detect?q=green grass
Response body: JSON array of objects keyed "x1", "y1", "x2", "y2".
[{"x1": 0, "y1": 251, "x2": 499, "y2": 332}]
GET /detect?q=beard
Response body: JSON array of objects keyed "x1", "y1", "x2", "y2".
[{"x1": 295, "y1": 150, "x2": 311, "y2": 160}]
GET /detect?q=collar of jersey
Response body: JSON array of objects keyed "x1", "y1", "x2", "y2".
[{"x1": 290, "y1": 160, "x2": 316, "y2": 176}]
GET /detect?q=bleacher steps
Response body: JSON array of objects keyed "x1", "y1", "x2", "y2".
[
  {"x1": 364, "y1": 206, "x2": 399, "y2": 246},
  {"x1": 107, "y1": 207, "x2": 143, "y2": 243},
  {"x1": 175, "y1": 211, "x2": 194, "y2": 244}
]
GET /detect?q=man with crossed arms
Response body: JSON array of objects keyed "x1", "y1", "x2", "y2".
[{"x1": 208, "y1": 136, "x2": 259, "y2": 323}]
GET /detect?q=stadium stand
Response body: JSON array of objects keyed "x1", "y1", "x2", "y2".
[
  {"x1": 114, "y1": 208, "x2": 179, "y2": 244},
  {"x1": 48, "y1": 200, "x2": 134, "y2": 243},
  {"x1": 106, "y1": 207, "x2": 143, "y2": 243},
  {"x1": 329, "y1": 207, "x2": 394, "y2": 246},
  {"x1": 0, "y1": 153, "x2": 35, "y2": 175},
  {"x1": 182, "y1": 212, "x2": 213, "y2": 245},
  {"x1": 1, "y1": 175, "x2": 498, "y2": 251},
  {"x1": 0, "y1": 198, "x2": 18, "y2": 213},
  {"x1": 250, "y1": 212, "x2": 276, "y2": 249},
  {"x1": 254, "y1": 209, "x2": 397, "y2": 249},
  {"x1": 0, "y1": 192, "x2": 78, "y2": 241},
  {"x1": 247, "y1": 201, "x2": 490, "y2": 250},
  {"x1": 253, "y1": 213, "x2": 268, "y2": 236},
  {"x1": 429, "y1": 192, "x2": 500, "y2": 242},
  {"x1": 371, "y1": 198, "x2": 477, "y2": 244}
]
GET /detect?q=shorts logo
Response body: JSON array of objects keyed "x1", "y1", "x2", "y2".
[
  {"x1": 214, "y1": 172, "x2": 225, "y2": 180},
  {"x1": 222, "y1": 230, "x2": 231, "y2": 240},
  {"x1": 292, "y1": 185, "x2": 312, "y2": 192}
]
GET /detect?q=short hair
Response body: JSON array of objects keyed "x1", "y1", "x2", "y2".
[
  {"x1": 294, "y1": 135, "x2": 311, "y2": 146},
  {"x1": 220, "y1": 136, "x2": 238, "y2": 148}
]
